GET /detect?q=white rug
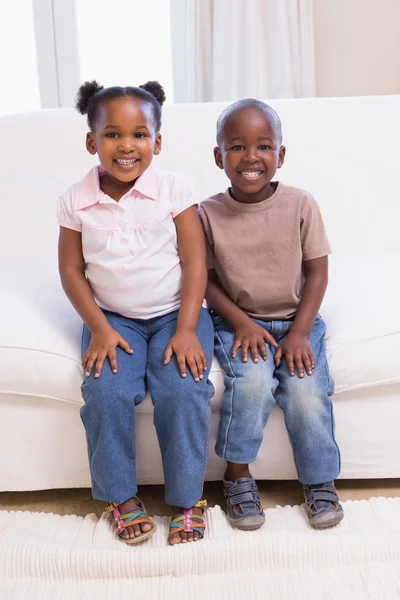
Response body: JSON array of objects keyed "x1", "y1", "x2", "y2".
[{"x1": 2, "y1": 498, "x2": 400, "y2": 600}]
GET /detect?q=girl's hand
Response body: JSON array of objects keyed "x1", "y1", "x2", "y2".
[
  {"x1": 82, "y1": 326, "x2": 133, "y2": 378},
  {"x1": 274, "y1": 331, "x2": 315, "y2": 377},
  {"x1": 232, "y1": 321, "x2": 278, "y2": 363},
  {"x1": 164, "y1": 330, "x2": 207, "y2": 382}
]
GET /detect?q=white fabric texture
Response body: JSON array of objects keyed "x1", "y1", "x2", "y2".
[
  {"x1": 2, "y1": 498, "x2": 400, "y2": 599},
  {"x1": 171, "y1": 0, "x2": 316, "y2": 102},
  {"x1": 0, "y1": 96, "x2": 400, "y2": 491}
]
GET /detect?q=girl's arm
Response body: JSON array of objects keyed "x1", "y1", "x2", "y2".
[
  {"x1": 58, "y1": 227, "x2": 133, "y2": 377},
  {"x1": 163, "y1": 206, "x2": 208, "y2": 381}
]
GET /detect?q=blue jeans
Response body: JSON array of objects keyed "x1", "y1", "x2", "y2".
[
  {"x1": 213, "y1": 314, "x2": 340, "y2": 485},
  {"x1": 81, "y1": 308, "x2": 214, "y2": 507}
]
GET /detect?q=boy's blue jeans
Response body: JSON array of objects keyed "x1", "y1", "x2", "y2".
[
  {"x1": 81, "y1": 308, "x2": 214, "y2": 507},
  {"x1": 213, "y1": 314, "x2": 340, "y2": 485}
]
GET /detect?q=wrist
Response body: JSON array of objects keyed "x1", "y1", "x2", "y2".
[
  {"x1": 175, "y1": 324, "x2": 197, "y2": 334},
  {"x1": 232, "y1": 314, "x2": 253, "y2": 331},
  {"x1": 289, "y1": 326, "x2": 310, "y2": 338},
  {"x1": 90, "y1": 321, "x2": 113, "y2": 335}
]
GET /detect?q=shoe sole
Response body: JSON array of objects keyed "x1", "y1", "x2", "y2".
[
  {"x1": 228, "y1": 514, "x2": 266, "y2": 531},
  {"x1": 308, "y1": 508, "x2": 344, "y2": 529}
]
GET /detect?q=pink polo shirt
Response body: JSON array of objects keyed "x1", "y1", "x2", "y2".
[{"x1": 57, "y1": 165, "x2": 198, "y2": 319}]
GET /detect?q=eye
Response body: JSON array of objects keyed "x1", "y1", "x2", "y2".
[
  {"x1": 105, "y1": 132, "x2": 119, "y2": 139},
  {"x1": 259, "y1": 145, "x2": 272, "y2": 151},
  {"x1": 135, "y1": 132, "x2": 147, "y2": 139},
  {"x1": 231, "y1": 145, "x2": 244, "y2": 151}
]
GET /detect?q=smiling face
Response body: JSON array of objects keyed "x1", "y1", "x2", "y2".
[
  {"x1": 86, "y1": 96, "x2": 161, "y2": 187},
  {"x1": 214, "y1": 106, "x2": 286, "y2": 204}
]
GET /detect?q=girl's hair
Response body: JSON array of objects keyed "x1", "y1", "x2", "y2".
[{"x1": 75, "y1": 80, "x2": 166, "y2": 132}]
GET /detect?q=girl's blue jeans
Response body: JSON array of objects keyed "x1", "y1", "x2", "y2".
[
  {"x1": 213, "y1": 314, "x2": 341, "y2": 485},
  {"x1": 81, "y1": 307, "x2": 214, "y2": 507}
]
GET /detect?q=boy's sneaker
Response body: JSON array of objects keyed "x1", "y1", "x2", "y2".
[
  {"x1": 223, "y1": 476, "x2": 265, "y2": 530},
  {"x1": 303, "y1": 481, "x2": 344, "y2": 529}
]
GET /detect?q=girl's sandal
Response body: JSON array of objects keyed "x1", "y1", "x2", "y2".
[
  {"x1": 106, "y1": 496, "x2": 157, "y2": 545},
  {"x1": 168, "y1": 499, "x2": 207, "y2": 545}
]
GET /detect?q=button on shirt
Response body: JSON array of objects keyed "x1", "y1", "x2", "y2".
[{"x1": 57, "y1": 165, "x2": 197, "y2": 319}]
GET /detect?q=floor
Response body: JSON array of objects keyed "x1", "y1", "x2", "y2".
[{"x1": 1, "y1": 480, "x2": 399, "y2": 518}]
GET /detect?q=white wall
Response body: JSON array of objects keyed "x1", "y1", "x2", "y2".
[{"x1": 314, "y1": 0, "x2": 400, "y2": 97}]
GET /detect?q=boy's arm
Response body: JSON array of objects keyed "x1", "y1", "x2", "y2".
[
  {"x1": 163, "y1": 206, "x2": 208, "y2": 382},
  {"x1": 274, "y1": 256, "x2": 328, "y2": 377},
  {"x1": 207, "y1": 269, "x2": 277, "y2": 362}
]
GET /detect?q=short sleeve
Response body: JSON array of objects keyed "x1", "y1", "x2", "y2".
[
  {"x1": 198, "y1": 204, "x2": 215, "y2": 269},
  {"x1": 171, "y1": 176, "x2": 198, "y2": 219},
  {"x1": 301, "y1": 194, "x2": 331, "y2": 261},
  {"x1": 57, "y1": 194, "x2": 82, "y2": 232}
]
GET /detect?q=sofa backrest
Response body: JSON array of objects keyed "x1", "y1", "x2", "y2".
[{"x1": 1, "y1": 95, "x2": 399, "y2": 266}]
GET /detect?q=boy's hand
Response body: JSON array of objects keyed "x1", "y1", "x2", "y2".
[
  {"x1": 274, "y1": 331, "x2": 315, "y2": 377},
  {"x1": 164, "y1": 330, "x2": 207, "y2": 382},
  {"x1": 82, "y1": 326, "x2": 133, "y2": 378},
  {"x1": 232, "y1": 321, "x2": 278, "y2": 363}
]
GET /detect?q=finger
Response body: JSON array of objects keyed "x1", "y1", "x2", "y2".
[
  {"x1": 177, "y1": 354, "x2": 187, "y2": 378},
  {"x1": 82, "y1": 350, "x2": 91, "y2": 369},
  {"x1": 85, "y1": 353, "x2": 97, "y2": 377},
  {"x1": 231, "y1": 338, "x2": 242, "y2": 359},
  {"x1": 294, "y1": 354, "x2": 305, "y2": 378},
  {"x1": 249, "y1": 341, "x2": 259, "y2": 363},
  {"x1": 241, "y1": 339, "x2": 249, "y2": 363},
  {"x1": 302, "y1": 352, "x2": 313, "y2": 376},
  {"x1": 118, "y1": 336, "x2": 133, "y2": 355},
  {"x1": 200, "y1": 350, "x2": 207, "y2": 372},
  {"x1": 195, "y1": 355, "x2": 205, "y2": 379},
  {"x1": 109, "y1": 349, "x2": 118, "y2": 374},
  {"x1": 263, "y1": 331, "x2": 278, "y2": 348},
  {"x1": 94, "y1": 352, "x2": 107, "y2": 378},
  {"x1": 285, "y1": 353, "x2": 295, "y2": 376},
  {"x1": 187, "y1": 355, "x2": 200, "y2": 382},
  {"x1": 258, "y1": 339, "x2": 268, "y2": 361},
  {"x1": 274, "y1": 347, "x2": 282, "y2": 367},
  {"x1": 164, "y1": 344, "x2": 173, "y2": 365},
  {"x1": 308, "y1": 349, "x2": 316, "y2": 369}
]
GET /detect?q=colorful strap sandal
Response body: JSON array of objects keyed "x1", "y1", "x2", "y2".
[
  {"x1": 106, "y1": 496, "x2": 157, "y2": 545},
  {"x1": 168, "y1": 499, "x2": 207, "y2": 545}
]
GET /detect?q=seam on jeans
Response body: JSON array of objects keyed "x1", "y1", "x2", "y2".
[
  {"x1": 80, "y1": 406, "x2": 96, "y2": 494},
  {"x1": 214, "y1": 329, "x2": 236, "y2": 459},
  {"x1": 322, "y1": 338, "x2": 341, "y2": 476},
  {"x1": 197, "y1": 385, "x2": 213, "y2": 503},
  {"x1": 275, "y1": 384, "x2": 302, "y2": 479}
]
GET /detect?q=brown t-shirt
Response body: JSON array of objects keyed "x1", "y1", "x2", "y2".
[{"x1": 198, "y1": 183, "x2": 331, "y2": 320}]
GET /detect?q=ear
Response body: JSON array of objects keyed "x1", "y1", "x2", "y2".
[
  {"x1": 86, "y1": 132, "x2": 97, "y2": 155},
  {"x1": 153, "y1": 133, "x2": 162, "y2": 156},
  {"x1": 214, "y1": 147, "x2": 224, "y2": 170},
  {"x1": 278, "y1": 145, "x2": 286, "y2": 169}
]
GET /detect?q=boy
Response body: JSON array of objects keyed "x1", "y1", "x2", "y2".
[{"x1": 199, "y1": 99, "x2": 343, "y2": 531}]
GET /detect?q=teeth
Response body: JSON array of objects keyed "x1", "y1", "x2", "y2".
[
  {"x1": 241, "y1": 171, "x2": 262, "y2": 178},
  {"x1": 115, "y1": 158, "x2": 137, "y2": 165}
]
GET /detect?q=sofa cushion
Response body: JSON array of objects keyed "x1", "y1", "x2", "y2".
[{"x1": 1, "y1": 252, "x2": 398, "y2": 408}]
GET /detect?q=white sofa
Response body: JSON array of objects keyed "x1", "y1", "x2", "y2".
[{"x1": 1, "y1": 96, "x2": 399, "y2": 492}]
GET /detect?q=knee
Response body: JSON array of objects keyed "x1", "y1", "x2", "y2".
[
  {"x1": 155, "y1": 368, "x2": 213, "y2": 409},
  {"x1": 231, "y1": 359, "x2": 268, "y2": 401},
  {"x1": 279, "y1": 374, "x2": 326, "y2": 413},
  {"x1": 81, "y1": 373, "x2": 140, "y2": 412}
]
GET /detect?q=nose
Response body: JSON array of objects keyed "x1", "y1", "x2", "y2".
[
  {"x1": 118, "y1": 136, "x2": 135, "y2": 153},
  {"x1": 243, "y1": 146, "x2": 259, "y2": 163}
]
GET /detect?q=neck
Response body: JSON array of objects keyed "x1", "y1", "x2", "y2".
[
  {"x1": 230, "y1": 182, "x2": 276, "y2": 204},
  {"x1": 100, "y1": 172, "x2": 137, "y2": 202}
]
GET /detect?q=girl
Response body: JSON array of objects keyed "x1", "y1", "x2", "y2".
[{"x1": 57, "y1": 80, "x2": 214, "y2": 546}]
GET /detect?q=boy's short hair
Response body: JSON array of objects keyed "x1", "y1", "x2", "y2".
[{"x1": 216, "y1": 99, "x2": 283, "y2": 146}]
